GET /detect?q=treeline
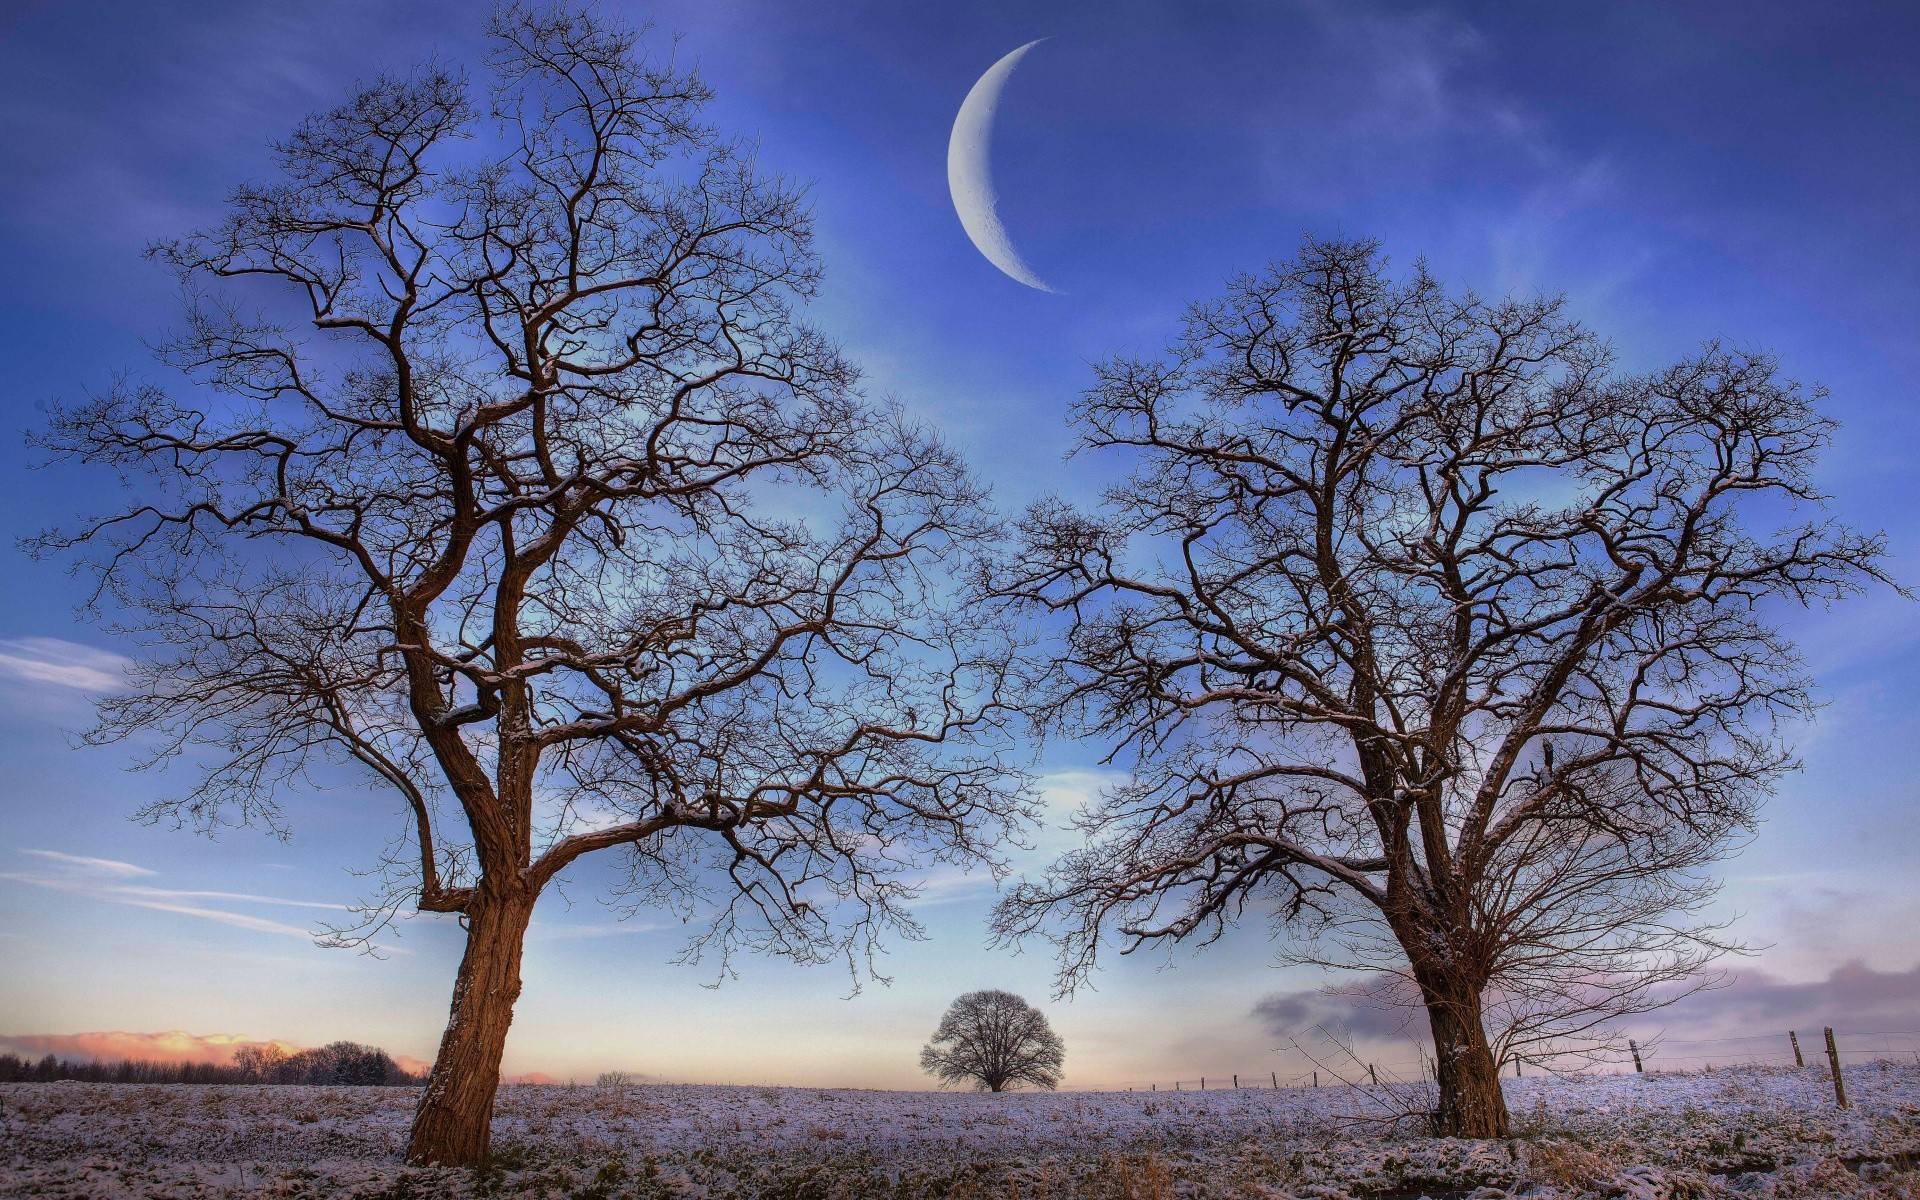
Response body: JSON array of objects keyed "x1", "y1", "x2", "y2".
[{"x1": 0, "y1": 1041, "x2": 423, "y2": 1086}]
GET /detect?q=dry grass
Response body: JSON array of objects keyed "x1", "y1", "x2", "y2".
[
  {"x1": 1523, "y1": 1138, "x2": 1621, "y2": 1193},
  {"x1": 3, "y1": 1065, "x2": 1920, "y2": 1198}
]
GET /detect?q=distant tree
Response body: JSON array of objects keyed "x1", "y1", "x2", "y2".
[
  {"x1": 234, "y1": 1044, "x2": 289, "y2": 1082},
  {"x1": 919, "y1": 990, "x2": 1065, "y2": 1092},
  {"x1": 30, "y1": 2, "x2": 1027, "y2": 1166},
  {"x1": 988, "y1": 238, "x2": 1887, "y2": 1137},
  {"x1": 305, "y1": 1041, "x2": 408, "y2": 1086}
]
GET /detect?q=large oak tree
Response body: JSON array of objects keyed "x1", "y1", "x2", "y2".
[
  {"x1": 989, "y1": 238, "x2": 1884, "y2": 1137},
  {"x1": 34, "y1": 5, "x2": 1028, "y2": 1164}
]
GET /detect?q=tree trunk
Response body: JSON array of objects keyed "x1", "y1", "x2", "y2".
[
  {"x1": 1419, "y1": 972, "x2": 1510, "y2": 1139},
  {"x1": 406, "y1": 883, "x2": 536, "y2": 1166}
]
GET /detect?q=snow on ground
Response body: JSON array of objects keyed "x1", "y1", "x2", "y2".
[{"x1": 2, "y1": 1062, "x2": 1918, "y2": 1198}]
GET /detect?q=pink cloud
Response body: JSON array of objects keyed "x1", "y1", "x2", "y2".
[
  {"x1": 1652, "y1": 959, "x2": 1920, "y2": 1040},
  {"x1": 0, "y1": 1030, "x2": 432, "y2": 1076},
  {"x1": 0, "y1": 1030, "x2": 301, "y2": 1067}
]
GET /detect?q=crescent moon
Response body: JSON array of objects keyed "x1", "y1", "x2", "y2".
[{"x1": 948, "y1": 39, "x2": 1056, "y2": 293}]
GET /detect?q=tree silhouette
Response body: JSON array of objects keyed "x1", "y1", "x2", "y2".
[
  {"x1": 989, "y1": 237, "x2": 1886, "y2": 1137},
  {"x1": 920, "y1": 990, "x2": 1065, "y2": 1092},
  {"x1": 32, "y1": 3, "x2": 1029, "y2": 1165}
]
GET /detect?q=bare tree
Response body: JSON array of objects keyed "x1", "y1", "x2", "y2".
[
  {"x1": 919, "y1": 990, "x2": 1065, "y2": 1092},
  {"x1": 987, "y1": 238, "x2": 1886, "y2": 1137},
  {"x1": 29, "y1": 4, "x2": 1029, "y2": 1166}
]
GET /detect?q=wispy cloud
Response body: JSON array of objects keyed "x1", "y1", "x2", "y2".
[
  {"x1": 1035, "y1": 769, "x2": 1127, "y2": 817},
  {"x1": 902, "y1": 863, "x2": 999, "y2": 909},
  {"x1": 1247, "y1": 1, "x2": 1560, "y2": 207},
  {"x1": 18, "y1": 849, "x2": 155, "y2": 877},
  {"x1": 527, "y1": 918, "x2": 673, "y2": 942},
  {"x1": 1, "y1": 849, "x2": 347, "y2": 940},
  {"x1": 102, "y1": 898, "x2": 315, "y2": 937},
  {"x1": 112, "y1": 885, "x2": 344, "y2": 911},
  {"x1": 0, "y1": 637, "x2": 129, "y2": 694}
]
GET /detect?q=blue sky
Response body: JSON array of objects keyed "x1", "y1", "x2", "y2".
[{"x1": 1, "y1": 0, "x2": 1917, "y2": 1087}]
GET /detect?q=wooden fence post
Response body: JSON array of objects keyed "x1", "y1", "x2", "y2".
[
  {"x1": 1629, "y1": 1040, "x2": 1643, "y2": 1073},
  {"x1": 1200, "y1": 1076, "x2": 1205, "y2": 1090},
  {"x1": 1233, "y1": 1074, "x2": 1238, "y2": 1089},
  {"x1": 1514, "y1": 1056, "x2": 1523, "y2": 1078},
  {"x1": 1789, "y1": 1030, "x2": 1803, "y2": 1068},
  {"x1": 1312, "y1": 1071, "x2": 1318, "y2": 1087},
  {"x1": 1825, "y1": 1027, "x2": 1848, "y2": 1109},
  {"x1": 1271, "y1": 1071, "x2": 1278, "y2": 1089}
]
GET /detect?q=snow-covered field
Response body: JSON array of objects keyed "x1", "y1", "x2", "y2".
[{"x1": 3, "y1": 1062, "x2": 1918, "y2": 1198}]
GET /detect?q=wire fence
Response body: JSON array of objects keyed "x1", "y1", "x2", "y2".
[
  {"x1": 1090, "y1": 1027, "x2": 1920, "y2": 1094},
  {"x1": 1612, "y1": 1029, "x2": 1920, "y2": 1073}
]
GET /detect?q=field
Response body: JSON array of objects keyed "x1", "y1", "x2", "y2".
[{"x1": 3, "y1": 1063, "x2": 1919, "y2": 1199}]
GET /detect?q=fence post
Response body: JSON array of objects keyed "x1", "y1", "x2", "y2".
[
  {"x1": 1515, "y1": 1056, "x2": 1523, "y2": 1078},
  {"x1": 1271, "y1": 1071, "x2": 1278, "y2": 1089},
  {"x1": 1368, "y1": 1063, "x2": 1378, "y2": 1085},
  {"x1": 1313, "y1": 1071, "x2": 1318, "y2": 1088},
  {"x1": 1825, "y1": 1028, "x2": 1848, "y2": 1109},
  {"x1": 1200, "y1": 1076, "x2": 1205, "y2": 1090},
  {"x1": 1151, "y1": 1083, "x2": 1155, "y2": 1092},
  {"x1": 1233, "y1": 1074, "x2": 1238, "y2": 1089},
  {"x1": 1629, "y1": 1040, "x2": 1643, "y2": 1073},
  {"x1": 1789, "y1": 1030, "x2": 1804, "y2": 1068}
]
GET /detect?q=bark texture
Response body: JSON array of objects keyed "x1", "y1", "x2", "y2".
[
  {"x1": 407, "y1": 888, "x2": 535, "y2": 1165},
  {"x1": 1417, "y1": 968, "x2": 1508, "y2": 1138}
]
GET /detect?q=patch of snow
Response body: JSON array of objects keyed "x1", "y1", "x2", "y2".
[{"x1": 1, "y1": 1061, "x2": 1916, "y2": 1197}]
